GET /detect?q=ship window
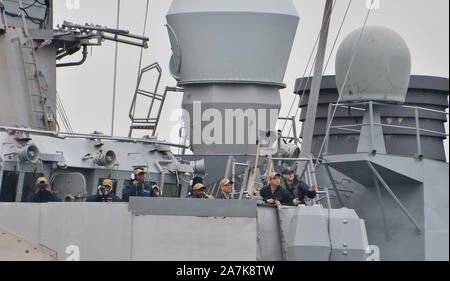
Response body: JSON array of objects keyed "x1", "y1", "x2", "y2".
[
  {"x1": 0, "y1": 171, "x2": 19, "y2": 202},
  {"x1": 21, "y1": 173, "x2": 44, "y2": 202}
]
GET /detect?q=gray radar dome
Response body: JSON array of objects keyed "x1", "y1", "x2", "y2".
[{"x1": 335, "y1": 26, "x2": 411, "y2": 103}]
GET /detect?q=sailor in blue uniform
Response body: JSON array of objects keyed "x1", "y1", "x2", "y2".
[
  {"x1": 186, "y1": 183, "x2": 214, "y2": 199},
  {"x1": 86, "y1": 179, "x2": 121, "y2": 202},
  {"x1": 122, "y1": 168, "x2": 157, "y2": 202},
  {"x1": 280, "y1": 164, "x2": 317, "y2": 206},
  {"x1": 216, "y1": 178, "x2": 233, "y2": 199},
  {"x1": 26, "y1": 177, "x2": 61, "y2": 203},
  {"x1": 260, "y1": 172, "x2": 294, "y2": 206}
]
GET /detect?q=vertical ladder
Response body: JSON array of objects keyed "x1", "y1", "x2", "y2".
[
  {"x1": 17, "y1": 0, "x2": 52, "y2": 130},
  {"x1": 230, "y1": 161, "x2": 251, "y2": 199},
  {"x1": 128, "y1": 62, "x2": 184, "y2": 137},
  {"x1": 128, "y1": 63, "x2": 162, "y2": 137}
]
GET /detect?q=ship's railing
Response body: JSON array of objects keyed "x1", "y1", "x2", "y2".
[
  {"x1": 204, "y1": 153, "x2": 329, "y2": 206},
  {"x1": 0, "y1": 126, "x2": 189, "y2": 149},
  {"x1": 277, "y1": 116, "x2": 300, "y2": 145},
  {"x1": 325, "y1": 100, "x2": 449, "y2": 159}
]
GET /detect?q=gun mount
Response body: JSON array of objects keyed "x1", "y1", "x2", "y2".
[{"x1": 54, "y1": 21, "x2": 149, "y2": 67}]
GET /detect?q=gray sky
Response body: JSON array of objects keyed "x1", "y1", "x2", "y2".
[{"x1": 54, "y1": 0, "x2": 449, "y2": 156}]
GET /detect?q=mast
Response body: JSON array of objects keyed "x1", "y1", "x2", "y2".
[{"x1": 299, "y1": 0, "x2": 333, "y2": 157}]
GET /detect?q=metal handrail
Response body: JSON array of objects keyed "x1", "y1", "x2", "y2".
[
  {"x1": 0, "y1": 126, "x2": 189, "y2": 149},
  {"x1": 330, "y1": 123, "x2": 448, "y2": 137},
  {"x1": 332, "y1": 101, "x2": 449, "y2": 115},
  {"x1": 325, "y1": 101, "x2": 449, "y2": 158},
  {"x1": 278, "y1": 116, "x2": 299, "y2": 145},
  {"x1": 128, "y1": 62, "x2": 162, "y2": 122}
]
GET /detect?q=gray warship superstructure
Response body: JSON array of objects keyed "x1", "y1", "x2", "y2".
[{"x1": 0, "y1": 0, "x2": 448, "y2": 261}]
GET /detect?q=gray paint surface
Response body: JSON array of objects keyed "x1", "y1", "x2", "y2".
[
  {"x1": 328, "y1": 208, "x2": 369, "y2": 261},
  {"x1": 132, "y1": 215, "x2": 256, "y2": 261},
  {"x1": 0, "y1": 0, "x2": 55, "y2": 131},
  {"x1": 295, "y1": 75, "x2": 448, "y2": 161},
  {"x1": 286, "y1": 205, "x2": 331, "y2": 261},
  {"x1": 0, "y1": 203, "x2": 41, "y2": 244},
  {"x1": 129, "y1": 197, "x2": 257, "y2": 218},
  {"x1": 255, "y1": 204, "x2": 284, "y2": 261},
  {"x1": 166, "y1": 0, "x2": 298, "y2": 86},
  {"x1": 2, "y1": 0, "x2": 50, "y2": 30},
  {"x1": 423, "y1": 160, "x2": 449, "y2": 260},
  {"x1": 295, "y1": 75, "x2": 449, "y2": 94},
  {"x1": 319, "y1": 153, "x2": 449, "y2": 260},
  {"x1": 277, "y1": 206, "x2": 298, "y2": 260},
  {"x1": 0, "y1": 29, "x2": 36, "y2": 129},
  {"x1": 166, "y1": 0, "x2": 298, "y2": 155},
  {"x1": 0, "y1": 202, "x2": 259, "y2": 260},
  {"x1": 39, "y1": 203, "x2": 132, "y2": 261},
  {"x1": 182, "y1": 84, "x2": 281, "y2": 155},
  {"x1": 325, "y1": 153, "x2": 423, "y2": 186}
]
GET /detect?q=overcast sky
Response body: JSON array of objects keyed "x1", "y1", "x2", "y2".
[{"x1": 53, "y1": 0, "x2": 449, "y2": 156}]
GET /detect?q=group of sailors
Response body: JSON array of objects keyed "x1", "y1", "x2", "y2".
[
  {"x1": 26, "y1": 168, "x2": 161, "y2": 203},
  {"x1": 25, "y1": 164, "x2": 317, "y2": 205},
  {"x1": 187, "y1": 164, "x2": 317, "y2": 206}
]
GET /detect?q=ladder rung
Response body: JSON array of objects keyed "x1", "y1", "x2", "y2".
[
  {"x1": 136, "y1": 89, "x2": 163, "y2": 99},
  {"x1": 132, "y1": 117, "x2": 158, "y2": 121},
  {"x1": 132, "y1": 120, "x2": 157, "y2": 124},
  {"x1": 137, "y1": 88, "x2": 162, "y2": 96},
  {"x1": 131, "y1": 121, "x2": 157, "y2": 124},
  {"x1": 130, "y1": 125, "x2": 156, "y2": 130}
]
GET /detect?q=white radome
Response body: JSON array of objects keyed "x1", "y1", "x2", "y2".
[{"x1": 335, "y1": 25, "x2": 411, "y2": 103}]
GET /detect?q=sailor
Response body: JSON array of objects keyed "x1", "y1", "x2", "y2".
[
  {"x1": 152, "y1": 185, "x2": 161, "y2": 197},
  {"x1": 186, "y1": 183, "x2": 214, "y2": 199},
  {"x1": 86, "y1": 179, "x2": 121, "y2": 202},
  {"x1": 280, "y1": 164, "x2": 317, "y2": 206},
  {"x1": 185, "y1": 176, "x2": 204, "y2": 198},
  {"x1": 25, "y1": 177, "x2": 61, "y2": 203},
  {"x1": 121, "y1": 168, "x2": 157, "y2": 202},
  {"x1": 260, "y1": 172, "x2": 294, "y2": 206},
  {"x1": 216, "y1": 178, "x2": 233, "y2": 199}
]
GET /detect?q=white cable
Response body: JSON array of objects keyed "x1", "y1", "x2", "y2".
[
  {"x1": 111, "y1": 0, "x2": 121, "y2": 136},
  {"x1": 286, "y1": 0, "x2": 353, "y2": 139},
  {"x1": 136, "y1": 0, "x2": 150, "y2": 80},
  {"x1": 280, "y1": 0, "x2": 336, "y2": 135}
]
